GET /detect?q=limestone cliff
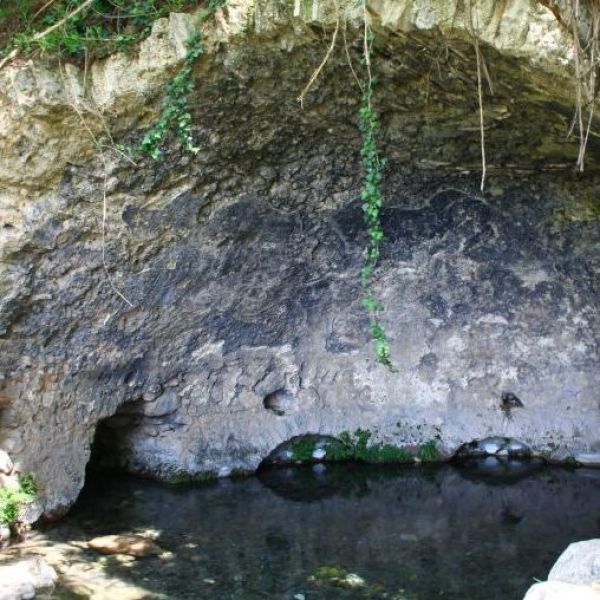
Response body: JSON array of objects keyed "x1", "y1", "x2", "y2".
[{"x1": 0, "y1": 0, "x2": 598, "y2": 515}]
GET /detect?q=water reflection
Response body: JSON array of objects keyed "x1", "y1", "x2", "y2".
[{"x1": 43, "y1": 463, "x2": 600, "y2": 599}]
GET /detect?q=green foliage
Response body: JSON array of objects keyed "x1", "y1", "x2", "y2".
[
  {"x1": 137, "y1": 0, "x2": 225, "y2": 158},
  {"x1": 364, "y1": 442, "x2": 413, "y2": 463},
  {"x1": 0, "y1": 0, "x2": 225, "y2": 180},
  {"x1": 289, "y1": 431, "x2": 414, "y2": 465},
  {"x1": 359, "y1": 73, "x2": 392, "y2": 367},
  {"x1": 290, "y1": 437, "x2": 317, "y2": 461},
  {"x1": 0, "y1": 473, "x2": 38, "y2": 526},
  {"x1": 325, "y1": 429, "x2": 413, "y2": 464},
  {"x1": 0, "y1": 1, "x2": 203, "y2": 60},
  {"x1": 323, "y1": 433, "x2": 355, "y2": 461},
  {"x1": 17, "y1": 472, "x2": 38, "y2": 496},
  {"x1": 139, "y1": 31, "x2": 205, "y2": 159},
  {"x1": 417, "y1": 439, "x2": 440, "y2": 462}
]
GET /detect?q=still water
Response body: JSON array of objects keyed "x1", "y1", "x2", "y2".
[{"x1": 45, "y1": 461, "x2": 600, "y2": 599}]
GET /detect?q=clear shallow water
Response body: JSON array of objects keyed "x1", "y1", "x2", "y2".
[{"x1": 44, "y1": 462, "x2": 600, "y2": 599}]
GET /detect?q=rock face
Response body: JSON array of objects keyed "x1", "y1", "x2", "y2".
[{"x1": 0, "y1": 0, "x2": 599, "y2": 514}]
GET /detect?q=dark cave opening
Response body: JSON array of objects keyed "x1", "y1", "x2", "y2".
[{"x1": 87, "y1": 399, "x2": 144, "y2": 477}]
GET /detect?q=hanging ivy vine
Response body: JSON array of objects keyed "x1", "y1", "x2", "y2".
[
  {"x1": 139, "y1": 31, "x2": 205, "y2": 159},
  {"x1": 139, "y1": 0, "x2": 225, "y2": 159},
  {"x1": 297, "y1": 5, "x2": 393, "y2": 367},
  {"x1": 359, "y1": 23, "x2": 392, "y2": 368}
]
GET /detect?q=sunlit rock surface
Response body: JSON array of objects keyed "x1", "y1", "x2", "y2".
[{"x1": 524, "y1": 539, "x2": 600, "y2": 599}]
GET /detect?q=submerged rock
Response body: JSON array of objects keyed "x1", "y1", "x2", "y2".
[
  {"x1": 87, "y1": 534, "x2": 162, "y2": 557},
  {"x1": 312, "y1": 448, "x2": 327, "y2": 460},
  {"x1": 265, "y1": 435, "x2": 336, "y2": 465},
  {"x1": 481, "y1": 437, "x2": 506, "y2": 455},
  {"x1": 341, "y1": 573, "x2": 366, "y2": 589}
]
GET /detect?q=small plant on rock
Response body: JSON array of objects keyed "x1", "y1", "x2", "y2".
[{"x1": 417, "y1": 439, "x2": 441, "y2": 462}]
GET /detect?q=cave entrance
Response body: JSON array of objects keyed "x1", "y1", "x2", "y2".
[{"x1": 87, "y1": 399, "x2": 144, "y2": 476}]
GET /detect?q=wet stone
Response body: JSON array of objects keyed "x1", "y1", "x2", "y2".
[{"x1": 457, "y1": 437, "x2": 531, "y2": 459}]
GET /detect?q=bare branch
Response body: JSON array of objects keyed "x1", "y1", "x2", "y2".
[
  {"x1": 32, "y1": 0, "x2": 60, "y2": 21},
  {"x1": 298, "y1": 3, "x2": 340, "y2": 108},
  {"x1": 475, "y1": 39, "x2": 487, "y2": 192},
  {"x1": 0, "y1": 0, "x2": 96, "y2": 71},
  {"x1": 32, "y1": 0, "x2": 96, "y2": 41}
]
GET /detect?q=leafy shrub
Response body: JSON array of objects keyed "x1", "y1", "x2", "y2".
[
  {"x1": 0, "y1": 473, "x2": 38, "y2": 526},
  {"x1": 1, "y1": 0, "x2": 201, "y2": 60}
]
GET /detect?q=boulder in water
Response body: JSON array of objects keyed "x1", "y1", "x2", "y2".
[
  {"x1": 523, "y1": 539, "x2": 600, "y2": 599},
  {"x1": 548, "y1": 539, "x2": 600, "y2": 586}
]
